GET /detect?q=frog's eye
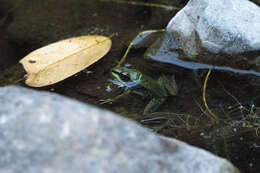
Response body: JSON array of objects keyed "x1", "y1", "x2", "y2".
[
  {"x1": 112, "y1": 70, "x2": 131, "y2": 81},
  {"x1": 122, "y1": 72, "x2": 128, "y2": 76},
  {"x1": 113, "y1": 68, "x2": 122, "y2": 73}
]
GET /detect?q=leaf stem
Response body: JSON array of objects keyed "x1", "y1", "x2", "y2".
[{"x1": 117, "y1": 29, "x2": 165, "y2": 67}]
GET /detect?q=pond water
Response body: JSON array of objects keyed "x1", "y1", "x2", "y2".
[{"x1": 0, "y1": 0, "x2": 260, "y2": 172}]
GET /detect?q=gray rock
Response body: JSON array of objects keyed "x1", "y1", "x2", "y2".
[
  {"x1": 0, "y1": 86, "x2": 239, "y2": 173},
  {"x1": 166, "y1": 0, "x2": 260, "y2": 58}
]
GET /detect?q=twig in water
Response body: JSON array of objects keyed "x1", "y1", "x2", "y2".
[
  {"x1": 202, "y1": 69, "x2": 219, "y2": 122},
  {"x1": 98, "y1": 0, "x2": 181, "y2": 11}
]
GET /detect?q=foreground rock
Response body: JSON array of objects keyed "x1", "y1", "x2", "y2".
[
  {"x1": 0, "y1": 86, "x2": 239, "y2": 173},
  {"x1": 167, "y1": 0, "x2": 260, "y2": 57}
]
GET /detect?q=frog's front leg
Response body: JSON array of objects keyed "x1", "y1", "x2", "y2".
[{"x1": 143, "y1": 97, "x2": 166, "y2": 115}]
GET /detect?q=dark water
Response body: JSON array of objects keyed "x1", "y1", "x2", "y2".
[{"x1": 1, "y1": 0, "x2": 260, "y2": 172}]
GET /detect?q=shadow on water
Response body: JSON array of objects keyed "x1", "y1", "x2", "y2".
[
  {"x1": 145, "y1": 32, "x2": 260, "y2": 76},
  {"x1": 0, "y1": 0, "x2": 260, "y2": 172}
]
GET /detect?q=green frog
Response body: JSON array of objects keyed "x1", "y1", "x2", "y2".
[{"x1": 110, "y1": 66, "x2": 178, "y2": 115}]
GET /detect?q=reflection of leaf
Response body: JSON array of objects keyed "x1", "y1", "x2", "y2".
[{"x1": 20, "y1": 35, "x2": 112, "y2": 87}]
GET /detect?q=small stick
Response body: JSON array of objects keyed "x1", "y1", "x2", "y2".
[{"x1": 98, "y1": 0, "x2": 181, "y2": 11}]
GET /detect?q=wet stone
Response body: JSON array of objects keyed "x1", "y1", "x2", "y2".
[
  {"x1": 167, "y1": 0, "x2": 260, "y2": 56},
  {"x1": 147, "y1": 0, "x2": 260, "y2": 72},
  {"x1": 0, "y1": 86, "x2": 239, "y2": 173}
]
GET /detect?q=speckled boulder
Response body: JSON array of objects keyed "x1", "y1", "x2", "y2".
[
  {"x1": 167, "y1": 0, "x2": 260, "y2": 57},
  {"x1": 0, "y1": 86, "x2": 239, "y2": 173}
]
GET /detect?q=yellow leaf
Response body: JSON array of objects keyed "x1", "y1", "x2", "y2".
[{"x1": 20, "y1": 35, "x2": 112, "y2": 87}]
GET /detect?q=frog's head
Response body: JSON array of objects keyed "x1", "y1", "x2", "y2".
[
  {"x1": 112, "y1": 66, "x2": 131, "y2": 75},
  {"x1": 112, "y1": 66, "x2": 143, "y2": 82}
]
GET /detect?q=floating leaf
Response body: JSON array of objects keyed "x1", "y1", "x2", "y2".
[{"x1": 20, "y1": 35, "x2": 112, "y2": 87}]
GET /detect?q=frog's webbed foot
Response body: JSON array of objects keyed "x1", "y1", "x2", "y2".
[
  {"x1": 100, "y1": 89, "x2": 131, "y2": 105},
  {"x1": 99, "y1": 98, "x2": 114, "y2": 105},
  {"x1": 143, "y1": 97, "x2": 166, "y2": 115}
]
